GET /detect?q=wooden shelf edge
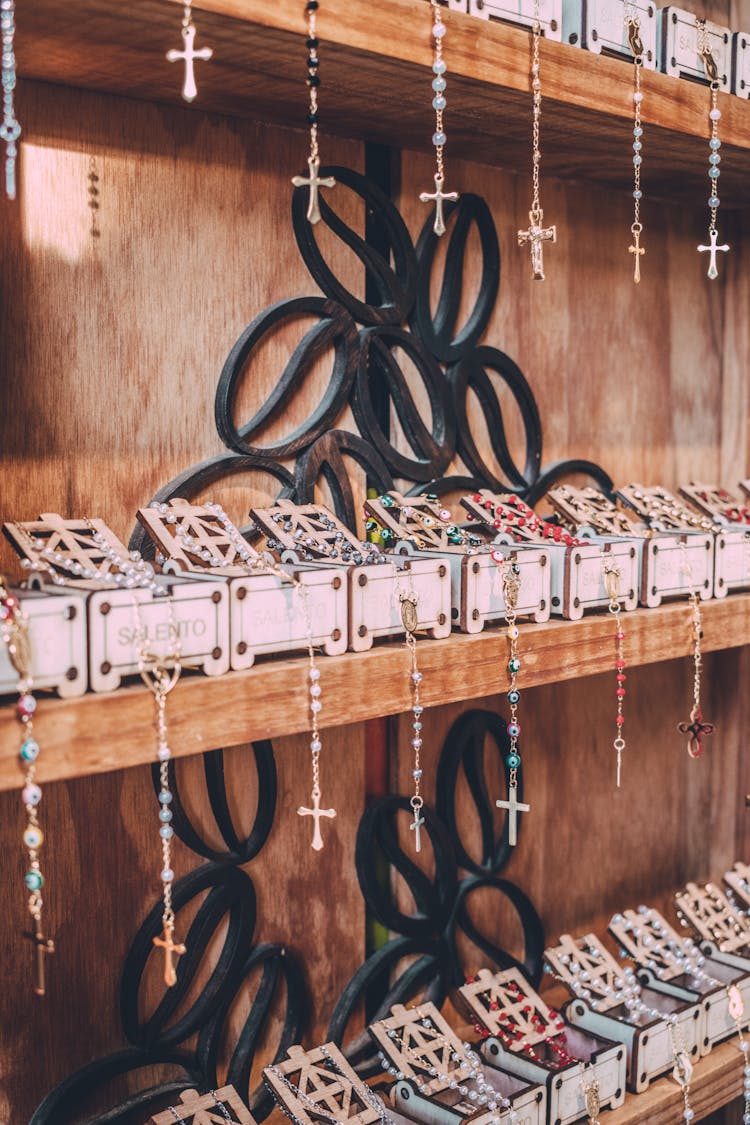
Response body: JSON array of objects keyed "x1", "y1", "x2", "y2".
[{"x1": 0, "y1": 591, "x2": 748, "y2": 792}]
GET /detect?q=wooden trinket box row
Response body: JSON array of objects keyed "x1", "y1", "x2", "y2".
[{"x1": 2, "y1": 479, "x2": 750, "y2": 698}]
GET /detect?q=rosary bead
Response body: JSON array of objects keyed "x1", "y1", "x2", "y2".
[
  {"x1": 633, "y1": 155, "x2": 642, "y2": 166},
  {"x1": 158, "y1": 789, "x2": 173, "y2": 804},
  {"x1": 18, "y1": 693, "x2": 36, "y2": 717},
  {"x1": 23, "y1": 825, "x2": 43, "y2": 849},
  {"x1": 24, "y1": 870, "x2": 43, "y2": 891},
  {"x1": 22, "y1": 783, "x2": 42, "y2": 806},
  {"x1": 159, "y1": 808, "x2": 173, "y2": 823},
  {"x1": 508, "y1": 689, "x2": 520, "y2": 704},
  {"x1": 432, "y1": 130, "x2": 447, "y2": 146},
  {"x1": 161, "y1": 867, "x2": 174, "y2": 883},
  {"x1": 432, "y1": 76, "x2": 446, "y2": 92},
  {"x1": 709, "y1": 107, "x2": 721, "y2": 121},
  {"x1": 508, "y1": 657, "x2": 521, "y2": 674},
  {"x1": 158, "y1": 745, "x2": 171, "y2": 761},
  {"x1": 19, "y1": 738, "x2": 39, "y2": 762},
  {"x1": 310, "y1": 683, "x2": 322, "y2": 698},
  {"x1": 412, "y1": 671, "x2": 423, "y2": 684},
  {"x1": 507, "y1": 752, "x2": 521, "y2": 768},
  {"x1": 310, "y1": 699, "x2": 322, "y2": 714},
  {"x1": 433, "y1": 21, "x2": 446, "y2": 37},
  {"x1": 507, "y1": 722, "x2": 520, "y2": 738},
  {"x1": 433, "y1": 59, "x2": 447, "y2": 74},
  {"x1": 159, "y1": 825, "x2": 173, "y2": 839},
  {"x1": 709, "y1": 153, "x2": 721, "y2": 164},
  {"x1": 709, "y1": 166, "x2": 720, "y2": 179},
  {"x1": 633, "y1": 91, "x2": 643, "y2": 103}
]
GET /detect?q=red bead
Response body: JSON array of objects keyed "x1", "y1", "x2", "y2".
[
  {"x1": 489, "y1": 1000, "x2": 498, "y2": 1010},
  {"x1": 617, "y1": 673, "x2": 626, "y2": 682},
  {"x1": 518, "y1": 517, "x2": 526, "y2": 527},
  {"x1": 484, "y1": 501, "x2": 493, "y2": 510},
  {"x1": 553, "y1": 527, "x2": 562, "y2": 542},
  {"x1": 616, "y1": 631, "x2": 625, "y2": 640},
  {"x1": 563, "y1": 534, "x2": 573, "y2": 545},
  {"x1": 493, "y1": 519, "x2": 502, "y2": 530},
  {"x1": 472, "y1": 495, "x2": 482, "y2": 504},
  {"x1": 616, "y1": 660, "x2": 625, "y2": 669},
  {"x1": 617, "y1": 687, "x2": 626, "y2": 697},
  {"x1": 616, "y1": 715, "x2": 625, "y2": 725}
]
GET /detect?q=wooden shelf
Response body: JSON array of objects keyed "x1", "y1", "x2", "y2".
[
  {"x1": 1, "y1": 590, "x2": 750, "y2": 793},
  {"x1": 15, "y1": 0, "x2": 750, "y2": 206},
  {"x1": 610, "y1": 1036, "x2": 744, "y2": 1124}
]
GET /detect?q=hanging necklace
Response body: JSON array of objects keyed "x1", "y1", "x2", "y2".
[
  {"x1": 419, "y1": 0, "x2": 458, "y2": 235},
  {"x1": 495, "y1": 563, "x2": 529, "y2": 847},
  {"x1": 1, "y1": 0, "x2": 21, "y2": 200},
  {"x1": 696, "y1": 18, "x2": 729, "y2": 280},
  {"x1": 625, "y1": 5, "x2": 645, "y2": 282},
  {"x1": 603, "y1": 557, "x2": 626, "y2": 787},
  {"x1": 166, "y1": 0, "x2": 213, "y2": 103},
  {"x1": 517, "y1": 0, "x2": 556, "y2": 280},
  {"x1": 0, "y1": 577, "x2": 55, "y2": 996},
  {"x1": 677, "y1": 545, "x2": 714, "y2": 759},
  {"x1": 400, "y1": 585, "x2": 426, "y2": 853},
  {"x1": 292, "y1": 0, "x2": 336, "y2": 224}
]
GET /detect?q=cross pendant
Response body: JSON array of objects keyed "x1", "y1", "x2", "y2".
[
  {"x1": 298, "y1": 789, "x2": 337, "y2": 851},
  {"x1": 697, "y1": 229, "x2": 730, "y2": 280},
  {"x1": 409, "y1": 807, "x2": 426, "y2": 853},
  {"x1": 628, "y1": 230, "x2": 645, "y2": 283},
  {"x1": 292, "y1": 156, "x2": 336, "y2": 225},
  {"x1": 677, "y1": 706, "x2": 715, "y2": 759},
  {"x1": 166, "y1": 23, "x2": 213, "y2": 104},
  {"x1": 517, "y1": 209, "x2": 556, "y2": 281},
  {"x1": 419, "y1": 173, "x2": 459, "y2": 237},
  {"x1": 496, "y1": 785, "x2": 530, "y2": 847},
  {"x1": 24, "y1": 924, "x2": 54, "y2": 996},
  {"x1": 153, "y1": 926, "x2": 187, "y2": 987}
]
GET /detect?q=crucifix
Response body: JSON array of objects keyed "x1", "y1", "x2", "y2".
[
  {"x1": 697, "y1": 229, "x2": 729, "y2": 280},
  {"x1": 409, "y1": 805, "x2": 425, "y2": 853},
  {"x1": 298, "y1": 789, "x2": 337, "y2": 851},
  {"x1": 24, "y1": 923, "x2": 54, "y2": 996},
  {"x1": 292, "y1": 156, "x2": 336, "y2": 225},
  {"x1": 517, "y1": 209, "x2": 556, "y2": 281},
  {"x1": 419, "y1": 173, "x2": 459, "y2": 237},
  {"x1": 166, "y1": 23, "x2": 213, "y2": 104},
  {"x1": 153, "y1": 926, "x2": 187, "y2": 988},
  {"x1": 496, "y1": 786, "x2": 530, "y2": 847},
  {"x1": 677, "y1": 706, "x2": 715, "y2": 758},
  {"x1": 628, "y1": 228, "x2": 645, "y2": 283}
]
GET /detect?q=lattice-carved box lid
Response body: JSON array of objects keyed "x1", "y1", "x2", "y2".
[
  {"x1": 608, "y1": 906, "x2": 694, "y2": 981},
  {"x1": 250, "y1": 500, "x2": 386, "y2": 567},
  {"x1": 675, "y1": 882, "x2": 750, "y2": 955},
  {"x1": 546, "y1": 485, "x2": 647, "y2": 538},
  {"x1": 544, "y1": 933, "x2": 633, "y2": 1015},
  {"x1": 264, "y1": 1042, "x2": 387, "y2": 1125},
  {"x1": 724, "y1": 862, "x2": 750, "y2": 911},
  {"x1": 148, "y1": 1084, "x2": 255, "y2": 1124},
  {"x1": 137, "y1": 499, "x2": 270, "y2": 578},
  {"x1": 368, "y1": 1001, "x2": 476, "y2": 1099},
  {"x1": 617, "y1": 484, "x2": 717, "y2": 533},
  {"x1": 4, "y1": 513, "x2": 160, "y2": 591},
  {"x1": 457, "y1": 967, "x2": 564, "y2": 1049},
  {"x1": 679, "y1": 482, "x2": 750, "y2": 526},
  {"x1": 460, "y1": 490, "x2": 583, "y2": 547},
  {"x1": 364, "y1": 494, "x2": 485, "y2": 554}
]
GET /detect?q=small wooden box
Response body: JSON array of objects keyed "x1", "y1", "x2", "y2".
[
  {"x1": 394, "y1": 540, "x2": 551, "y2": 630},
  {"x1": 370, "y1": 1002, "x2": 547, "y2": 1125},
  {"x1": 81, "y1": 578, "x2": 230, "y2": 691},
  {"x1": 724, "y1": 861, "x2": 750, "y2": 912},
  {"x1": 639, "y1": 532, "x2": 714, "y2": 607},
  {"x1": 468, "y1": 0, "x2": 562, "y2": 40},
  {"x1": 544, "y1": 932, "x2": 700, "y2": 1093},
  {"x1": 549, "y1": 538, "x2": 639, "y2": 620},
  {"x1": 712, "y1": 530, "x2": 750, "y2": 596},
  {"x1": 265, "y1": 1042, "x2": 389, "y2": 1125},
  {"x1": 675, "y1": 881, "x2": 750, "y2": 977},
  {"x1": 458, "y1": 967, "x2": 626, "y2": 1122},
  {"x1": 481, "y1": 1032, "x2": 626, "y2": 1124},
  {"x1": 732, "y1": 30, "x2": 750, "y2": 97},
  {"x1": 0, "y1": 588, "x2": 87, "y2": 699},
  {"x1": 562, "y1": 0, "x2": 657, "y2": 65},
  {"x1": 658, "y1": 7, "x2": 732, "y2": 87}
]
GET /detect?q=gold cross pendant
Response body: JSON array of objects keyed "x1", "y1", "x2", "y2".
[{"x1": 153, "y1": 926, "x2": 187, "y2": 987}]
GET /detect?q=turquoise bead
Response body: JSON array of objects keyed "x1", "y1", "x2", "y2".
[
  {"x1": 380, "y1": 495, "x2": 394, "y2": 508},
  {"x1": 20, "y1": 738, "x2": 39, "y2": 763},
  {"x1": 507, "y1": 753, "x2": 521, "y2": 769},
  {"x1": 25, "y1": 870, "x2": 43, "y2": 892}
]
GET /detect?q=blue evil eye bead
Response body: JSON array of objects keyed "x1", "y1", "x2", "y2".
[
  {"x1": 22, "y1": 783, "x2": 42, "y2": 806},
  {"x1": 508, "y1": 689, "x2": 520, "y2": 704},
  {"x1": 709, "y1": 195, "x2": 720, "y2": 207},
  {"x1": 19, "y1": 738, "x2": 39, "y2": 763},
  {"x1": 507, "y1": 753, "x2": 521, "y2": 769},
  {"x1": 25, "y1": 870, "x2": 43, "y2": 892},
  {"x1": 159, "y1": 807, "x2": 173, "y2": 823},
  {"x1": 432, "y1": 95, "x2": 446, "y2": 111},
  {"x1": 508, "y1": 656, "x2": 521, "y2": 674},
  {"x1": 380, "y1": 494, "x2": 394, "y2": 508},
  {"x1": 507, "y1": 722, "x2": 520, "y2": 738},
  {"x1": 432, "y1": 76, "x2": 446, "y2": 93},
  {"x1": 23, "y1": 826, "x2": 43, "y2": 849}
]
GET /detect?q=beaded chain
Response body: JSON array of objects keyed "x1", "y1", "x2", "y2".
[
  {"x1": 517, "y1": 0, "x2": 556, "y2": 280},
  {"x1": 292, "y1": 0, "x2": 336, "y2": 224},
  {"x1": 16, "y1": 521, "x2": 162, "y2": 596},
  {"x1": 419, "y1": 0, "x2": 458, "y2": 236},
  {"x1": 378, "y1": 1018, "x2": 520, "y2": 1125},
  {"x1": 134, "y1": 593, "x2": 185, "y2": 988},
  {"x1": 263, "y1": 508, "x2": 387, "y2": 565},
  {"x1": 466, "y1": 492, "x2": 583, "y2": 546},
  {"x1": 602, "y1": 558, "x2": 626, "y2": 787},
  {"x1": 400, "y1": 589, "x2": 426, "y2": 853},
  {"x1": 696, "y1": 19, "x2": 729, "y2": 280},
  {"x1": 625, "y1": 5, "x2": 645, "y2": 282},
  {"x1": 677, "y1": 545, "x2": 714, "y2": 758},
  {"x1": 0, "y1": 577, "x2": 55, "y2": 996},
  {"x1": 162, "y1": 500, "x2": 335, "y2": 852},
  {"x1": 1, "y1": 0, "x2": 20, "y2": 200}
]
